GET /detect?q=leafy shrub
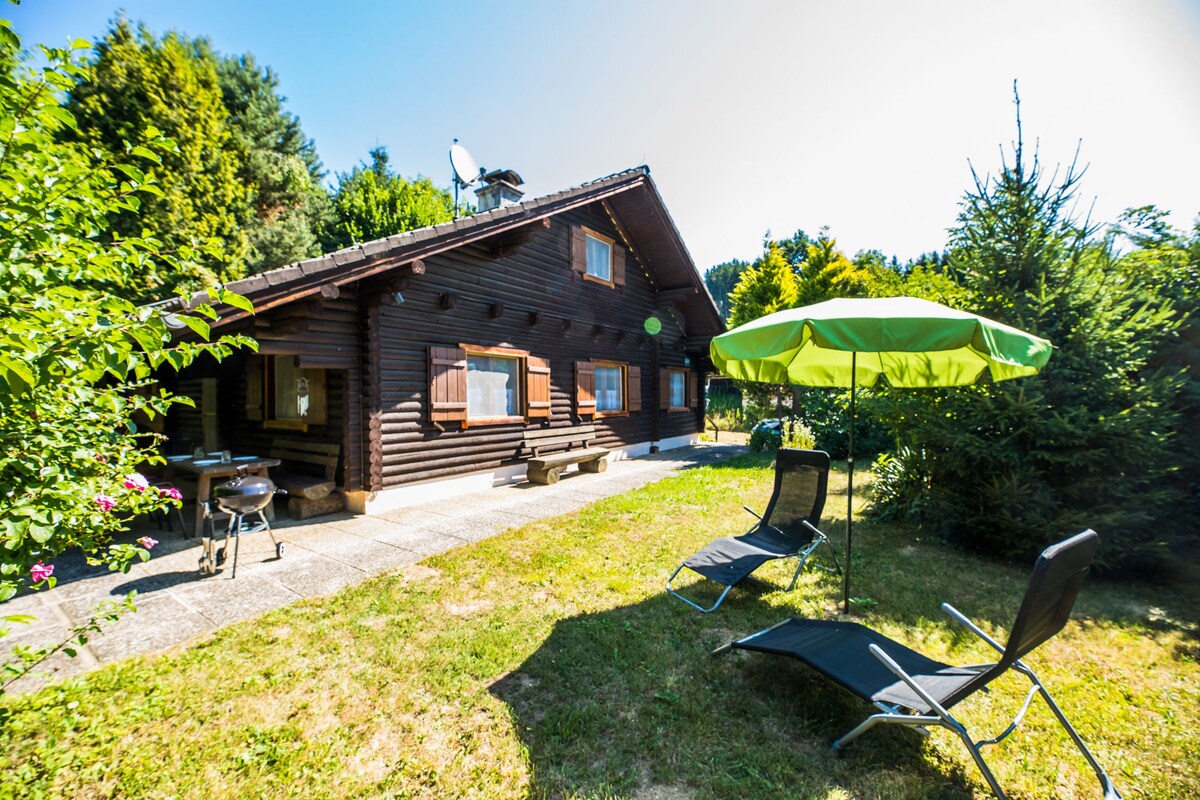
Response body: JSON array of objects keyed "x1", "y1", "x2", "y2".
[{"x1": 781, "y1": 419, "x2": 816, "y2": 450}]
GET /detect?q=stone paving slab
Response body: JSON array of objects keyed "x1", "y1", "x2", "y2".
[
  {"x1": 3, "y1": 443, "x2": 745, "y2": 691},
  {"x1": 367, "y1": 526, "x2": 467, "y2": 557}
]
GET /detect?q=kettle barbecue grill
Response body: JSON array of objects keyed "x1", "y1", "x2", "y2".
[{"x1": 199, "y1": 469, "x2": 286, "y2": 577}]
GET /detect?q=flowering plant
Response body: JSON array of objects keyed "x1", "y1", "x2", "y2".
[{"x1": 0, "y1": 23, "x2": 255, "y2": 692}]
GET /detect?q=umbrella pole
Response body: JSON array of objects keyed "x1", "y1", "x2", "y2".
[{"x1": 844, "y1": 353, "x2": 855, "y2": 615}]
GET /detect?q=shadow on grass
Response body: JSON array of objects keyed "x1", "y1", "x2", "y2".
[{"x1": 489, "y1": 591, "x2": 974, "y2": 800}]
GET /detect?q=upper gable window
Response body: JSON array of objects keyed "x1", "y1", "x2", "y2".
[
  {"x1": 571, "y1": 224, "x2": 626, "y2": 287},
  {"x1": 585, "y1": 231, "x2": 613, "y2": 283}
]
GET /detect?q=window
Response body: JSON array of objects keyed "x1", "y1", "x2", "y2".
[
  {"x1": 264, "y1": 356, "x2": 327, "y2": 429},
  {"x1": 585, "y1": 232, "x2": 612, "y2": 282},
  {"x1": 595, "y1": 363, "x2": 625, "y2": 413},
  {"x1": 577, "y1": 360, "x2": 640, "y2": 417},
  {"x1": 660, "y1": 367, "x2": 694, "y2": 412},
  {"x1": 467, "y1": 353, "x2": 521, "y2": 419},
  {"x1": 429, "y1": 345, "x2": 550, "y2": 427},
  {"x1": 669, "y1": 370, "x2": 686, "y2": 409},
  {"x1": 570, "y1": 225, "x2": 625, "y2": 287}
]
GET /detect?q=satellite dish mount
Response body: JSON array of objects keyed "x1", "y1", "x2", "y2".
[{"x1": 449, "y1": 139, "x2": 485, "y2": 219}]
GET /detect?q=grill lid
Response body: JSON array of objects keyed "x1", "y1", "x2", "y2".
[{"x1": 212, "y1": 471, "x2": 276, "y2": 514}]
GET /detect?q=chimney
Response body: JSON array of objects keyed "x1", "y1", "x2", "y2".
[{"x1": 475, "y1": 168, "x2": 525, "y2": 212}]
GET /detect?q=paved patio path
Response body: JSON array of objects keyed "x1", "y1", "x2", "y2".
[{"x1": 4, "y1": 443, "x2": 745, "y2": 692}]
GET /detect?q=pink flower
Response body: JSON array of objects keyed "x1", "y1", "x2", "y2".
[
  {"x1": 137, "y1": 536, "x2": 158, "y2": 550},
  {"x1": 94, "y1": 492, "x2": 117, "y2": 512},
  {"x1": 30, "y1": 562, "x2": 54, "y2": 583},
  {"x1": 156, "y1": 485, "x2": 183, "y2": 501},
  {"x1": 123, "y1": 473, "x2": 149, "y2": 492}
]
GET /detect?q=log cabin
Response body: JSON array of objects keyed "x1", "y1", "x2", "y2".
[{"x1": 150, "y1": 166, "x2": 724, "y2": 515}]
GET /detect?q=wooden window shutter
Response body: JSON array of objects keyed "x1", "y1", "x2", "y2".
[
  {"x1": 612, "y1": 245, "x2": 626, "y2": 286},
  {"x1": 575, "y1": 360, "x2": 596, "y2": 416},
  {"x1": 659, "y1": 368, "x2": 670, "y2": 410},
  {"x1": 526, "y1": 356, "x2": 552, "y2": 419},
  {"x1": 245, "y1": 354, "x2": 264, "y2": 421},
  {"x1": 570, "y1": 225, "x2": 587, "y2": 275},
  {"x1": 688, "y1": 370, "x2": 699, "y2": 409},
  {"x1": 627, "y1": 365, "x2": 642, "y2": 412},
  {"x1": 428, "y1": 346, "x2": 468, "y2": 423}
]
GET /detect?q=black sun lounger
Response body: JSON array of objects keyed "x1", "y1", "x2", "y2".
[
  {"x1": 667, "y1": 448, "x2": 840, "y2": 613},
  {"x1": 714, "y1": 530, "x2": 1121, "y2": 800}
]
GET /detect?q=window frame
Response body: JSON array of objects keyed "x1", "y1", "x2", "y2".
[
  {"x1": 591, "y1": 359, "x2": 628, "y2": 418},
  {"x1": 461, "y1": 343, "x2": 529, "y2": 427},
  {"x1": 263, "y1": 356, "x2": 328, "y2": 431},
  {"x1": 581, "y1": 226, "x2": 615, "y2": 287}
]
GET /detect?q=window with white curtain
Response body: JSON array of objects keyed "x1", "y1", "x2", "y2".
[
  {"x1": 595, "y1": 364, "x2": 624, "y2": 413},
  {"x1": 585, "y1": 233, "x2": 612, "y2": 282},
  {"x1": 669, "y1": 370, "x2": 686, "y2": 409},
  {"x1": 467, "y1": 354, "x2": 520, "y2": 418}
]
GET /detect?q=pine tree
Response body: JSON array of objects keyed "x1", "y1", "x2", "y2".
[
  {"x1": 703, "y1": 259, "x2": 749, "y2": 321},
  {"x1": 215, "y1": 52, "x2": 331, "y2": 273}
]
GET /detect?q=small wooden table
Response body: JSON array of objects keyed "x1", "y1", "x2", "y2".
[{"x1": 166, "y1": 454, "x2": 282, "y2": 536}]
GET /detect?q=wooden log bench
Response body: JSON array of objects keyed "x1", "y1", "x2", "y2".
[
  {"x1": 267, "y1": 438, "x2": 344, "y2": 519},
  {"x1": 522, "y1": 424, "x2": 608, "y2": 485}
]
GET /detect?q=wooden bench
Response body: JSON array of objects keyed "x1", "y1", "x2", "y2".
[
  {"x1": 522, "y1": 424, "x2": 607, "y2": 485},
  {"x1": 267, "y1": 438, "x2": 343, "y2": 518}
]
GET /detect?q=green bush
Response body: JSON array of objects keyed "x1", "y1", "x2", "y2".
[
  {"x1": 869, "y1": 447, "x2": 932, "y2": 523},
  {"x1": 792, "y1": 387, "x2": 890, "y2": 461}
]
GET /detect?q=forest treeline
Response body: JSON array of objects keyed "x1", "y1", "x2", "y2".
[
  {"x1": 704, "y1": 109, "x2": 1200, "y2": 573},
  {"x1": 58, "y1": 17, "x2": 461, "y2": 303}
]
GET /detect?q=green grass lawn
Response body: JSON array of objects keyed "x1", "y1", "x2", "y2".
[{"x1": 2, "y1": 452, "x2": 1197, "y2": 799}]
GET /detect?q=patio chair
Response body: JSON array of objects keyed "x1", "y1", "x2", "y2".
[
  {"x1": 667, "y1": 448, "x2": 841, "y2": 613},
  {"x1": 713, "y1": 530, "x2": 1121, "y2": 800}
]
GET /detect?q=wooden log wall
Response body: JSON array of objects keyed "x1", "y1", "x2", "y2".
[{"x1": 365, "y1": 203, "x2": 704, "y2": 489}]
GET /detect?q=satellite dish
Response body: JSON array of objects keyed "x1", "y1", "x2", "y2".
[{"x1": 449, "y1": 140, "x2": 483, "y2": 188}]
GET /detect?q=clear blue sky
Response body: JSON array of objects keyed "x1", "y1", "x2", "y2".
[{"x1": 12, "y1": 0, "x2": 1200, "y2": 271}]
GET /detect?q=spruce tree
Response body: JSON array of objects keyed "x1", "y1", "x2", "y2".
[{"x1": 875, "y1": 94, "x2": 1185, "y2": 572}]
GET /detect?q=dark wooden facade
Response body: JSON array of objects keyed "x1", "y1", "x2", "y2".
[{"x1": 158, "y1": 168, "x2": 723, "y2": 499}]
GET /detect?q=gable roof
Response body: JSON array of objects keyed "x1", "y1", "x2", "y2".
[{"x1": 153, "y1": 166, "x2": 724, "y2": 340}]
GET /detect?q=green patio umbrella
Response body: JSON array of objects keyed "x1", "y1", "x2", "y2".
[{"x1": 710, "y1": 296, "x2": 1052, "y2": 613}]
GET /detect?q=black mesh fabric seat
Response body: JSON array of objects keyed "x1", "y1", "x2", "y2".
[
  {"x1": 667, "y1": 448, "x2": 840, "y2": 612},
  {"x1": 716, "y1": 530, "x2": 1121, "y2": 800}
]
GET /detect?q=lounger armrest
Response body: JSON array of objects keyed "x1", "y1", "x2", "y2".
[
  {"x1": 801, "y1": 520, "x2": 825, "y2": 539},
  {"x1": 868, "y1": 643, "x2": 954, "y2": 718},
  {"x1": 942, "y1": 603, "x2": 1005, "y2": 656}
]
